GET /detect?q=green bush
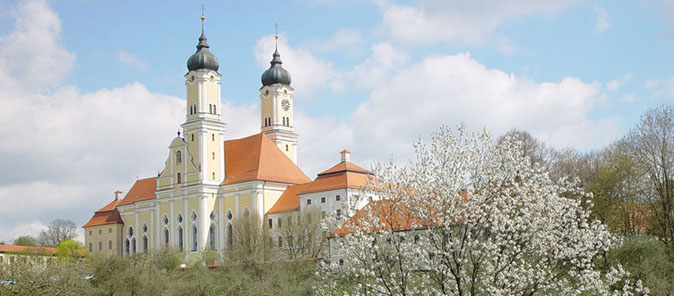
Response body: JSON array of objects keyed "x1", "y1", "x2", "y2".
[{"x1": 608, "y1": 236, "x2": 674, "y2": 296}]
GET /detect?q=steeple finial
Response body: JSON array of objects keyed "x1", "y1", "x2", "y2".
[
  {"x1": 200, "y1": 4, "x2": 205, "y2": 35},
  {"x1": 274, "y1": 23, "x2": 279, "y2": 52}
]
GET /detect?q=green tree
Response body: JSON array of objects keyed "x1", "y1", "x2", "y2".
[
  {"x1": 57, "y1": 239, "x2": 85, "y2": 260},
  {"x1": 13, "y1": 235, "x2": 37, "y2": 246}
]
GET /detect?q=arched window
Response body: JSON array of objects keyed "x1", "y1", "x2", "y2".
[
  {"x1": 213, "y1": 105, "x2": 216, "y2": 114},
  {"x1": 177, "y1": 226, "x2": 184, "y2": 251},
  {"x1": 209, "y1": 224, "x2": 217, "y2": 251},
  {"x1": 226, "y1": 210, "x2": 233, "y2": 221},
  {"x1": 212, "y1": 152, "x2": 215, "y2": 160},
  {"x1": 212, "y1": 172, "x2": 215, "y2": 180},
  {"x1": 209, "y1": 104, "x2": 212, "y2": 114},
  {"x1": 286, "y1": 144, "x2": 289, "y2": 152},
  {"x1": 177, "y1": 213, "x2": 183, "y2": 223},
  {"x1": 191, "y1": 134, "x2": 195, "y2": 141},
  {"x1": 142, "y1": 235, "x2": 148, "y2": 252},
  {"x1": 176, "y1": 172, "x2": 181, "y2": 184},
  {"x1": 226, "y1": 223, "x2": 232, "y2": 248},
  {"x1": 191, "y1": 225, "x2": 198, "y2": 252},
  {"x1": 163, "y1": 228, "x2": 169, "y2": 247},
  {"x1": 163, "y1": 215, "x2": 169, "y2": 226},
  {"x1": 212, "y1": 134, "x2": 215, "y2": 141},
  {"x1": 125, "y1": 239, "x2": 130, "y2": 254},
  {"x1": 191, "y1": 211, "x2": 197, "y2": 222},
  {"x1": 176, "y1": 151, "x2": 182, "y2": 164},
  {"x1": 131, "y1": 238, "x2": 136, "y2": 253}
]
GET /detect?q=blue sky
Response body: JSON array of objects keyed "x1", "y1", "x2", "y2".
[{"x1": 1, "y1": 0, "x2": 674, "y2": 242}]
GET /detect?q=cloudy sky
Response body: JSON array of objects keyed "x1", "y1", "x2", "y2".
[{"x1": 1, "y1": 0, "x2": 674, "y2": 243}]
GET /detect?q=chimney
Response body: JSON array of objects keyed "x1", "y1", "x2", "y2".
[
  {"x1": 340, "y1": 150, "x2": 351, "y2": 162},
  {"x1": 114, "y1": 190, "x2": 123, "y2": 200}
]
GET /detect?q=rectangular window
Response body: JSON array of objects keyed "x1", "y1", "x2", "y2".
[
  {"x1": 321, "y1": 197, "x2": 326, "y2": 203},
  {"x1": 277, "y1": 217, "x2": 282, "y2": 227},
  {"x1": 307, "y1": 199, "x2": 312, "y2": 205},
  {"x1": 109, "y1": 240, "x2": 113, "y2": 250},
  {"x1": 108, "y1": 228, "x2": 112, "y2": 233},
  {"x1": 98, "y1": 229, "x2": 102, "y2": 235},
  {"x1": 336, "y1": 209, "x2": 341, "y2": 218},
  {"x1": 336, "y1": 195, "x2": 341, "y2": 201},
  {"x1": 98, "y1": 242, "x2": 102, "y2": 251},
  {"x1": 89, "y1": 231, "x2": 92, "y2": 236},
  {"x1": 268, "y1": 219, "x2": 273, "y2": 229}
]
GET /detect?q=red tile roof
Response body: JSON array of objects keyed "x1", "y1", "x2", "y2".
[
  {"x1": 222, "y1": 133, "x2": 311, "y2": 185},
  {"x1": 267, "y1": 161, "x2": 372, "y2": 215},
  {"x1": 331, "y1": 199, "x2": 430, "y2": 237},
  {"x1": 0, "y1": 245, "x2": 57, "y2": 255},
  {"x1": 85, "y1": 178, "x2": 156, "y2": 227},
  {"x1": 117, "y1": 177, "x2": 157, "y2": 206},
  {"x1": 318, "y1": 161, "x2": 370, "y2": 176},
  {"x1": 83, "y1": 210, "x2": 123, "y2": 227}
]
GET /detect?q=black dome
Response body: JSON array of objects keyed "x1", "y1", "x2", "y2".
[
  {"x1": 261, "y1": 48, "x2": 291, "y2": 86},
  {"x1": 187, "y1": 33, "x2": 219, "y2": 72}
]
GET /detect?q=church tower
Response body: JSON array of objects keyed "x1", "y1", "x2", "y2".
[
  {"x1": 260, "y1": 34, "x2": 298, "y2": 164},
  {"x1": 180, "y1": 16, "x2": 226, "y2": 185}
]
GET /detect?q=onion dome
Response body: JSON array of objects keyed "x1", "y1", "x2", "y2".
[
  {"x1": 261, "y1": 41, "x2": 291, "y2": 86},
  {"x1": 186, "y1": 31, "x2": 219, "y2": 72}
]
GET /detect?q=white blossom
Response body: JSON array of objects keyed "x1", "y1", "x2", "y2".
[{"x1": 316, "y1": 125, "x2": 647, "y2": 296}]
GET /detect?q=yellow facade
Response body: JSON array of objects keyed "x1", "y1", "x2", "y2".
[
  {"x1": 84, "y1": 224, "x2": 123, "y2": 256},
  {"x1": 85, "y1": 34, "x2": 306, "y2": 264}
]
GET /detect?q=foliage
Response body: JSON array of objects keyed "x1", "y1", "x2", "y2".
[
  {"x1": 318, "y1": 125, "x2": 647, "y2": 296},
  {"x1": 56, "y1": 240, "x2": 85, "y2": 260},
  {"x1": 227, "y1": 210, "x2": 272, "y2": 263},
  {"x1": 0, "y1": 257, "x2": 94, "y2": 296},
  {"x1": 626, "y1": 105, "x2": 674, "y2": 253},
  {"x1": 12, "y1": 235, "x2": 37, "y2": 247},
  {"x1": 607, "y1": 236, "x2": 674, "y2": 296},
  {"x1": 275, "y1": 207, "x2": 326, "y2": 260},
  {"x1": 38, "y1": 219, "x2": 77, "y2": 247}
]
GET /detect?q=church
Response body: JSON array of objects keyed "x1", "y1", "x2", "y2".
[{"x1": 83, "y1": 20, "x2": 371, "y2": 263}]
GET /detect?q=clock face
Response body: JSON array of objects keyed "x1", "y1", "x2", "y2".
[{"x1": 281, "y1": 99, "x2": 290, "y2": 111}]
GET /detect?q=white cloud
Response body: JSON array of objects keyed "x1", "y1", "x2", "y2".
[
  {"x1": 0, "y1": 221, "x2": 47, "y2": 243},
  {"x1": 348, "y1": 42, "x2": 409, "y2": 89},
  {"x1": 606, "y1": 73, "x2": 632, "y2": 92},
  {"x1": 645, "y1": 75, "x2": 674, "y2": 98},
  {"x1": 349, "y1": 53, "x2": 616, "y2": 164},
  {"x1": 378, "y1": 0, "x2": 583, "y2": 45},
  {"x1": 593, "y1": 5, "x2": 610, "y2": 33},
  {"x1": 309, "y1": 28, "x2": 364, "y2": 53},
  {"x1": 0, "y1": 0, "x2": 74, "y2": 92},
  {"x1": 254, "y1": 35, "x2": 344, "y2": 97},
  {"x1": 118, "y1": 50, "x2": 149, "y2": 70},
  {"x1": 0, "y1": 0, "x2": 260, "y2": 241},
  {"x1": 619, "y1": 93, "x2": 637, "y2": 103}
]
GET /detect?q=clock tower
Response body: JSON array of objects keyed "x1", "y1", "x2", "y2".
[{"x1": 260, "y1": 35, "x2": 298, "y2": 164}]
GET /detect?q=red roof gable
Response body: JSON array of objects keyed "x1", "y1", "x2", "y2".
[
  {"x1": 222, "y1": 133, "x2": 310, "y2": 185},
  {"x1": 117, "y1": 177, "x2": 157, "y2": 206},
  {"x1": 267, "y1": 161, "x2": 372, "y2": 215},
  {"x1": 83, "y1": 210, "x2": 123, "y2": 227}
]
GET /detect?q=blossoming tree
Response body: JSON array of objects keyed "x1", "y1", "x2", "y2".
[{"x1": 318, "y1": 125, "x2": 646, "y2": 296}]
